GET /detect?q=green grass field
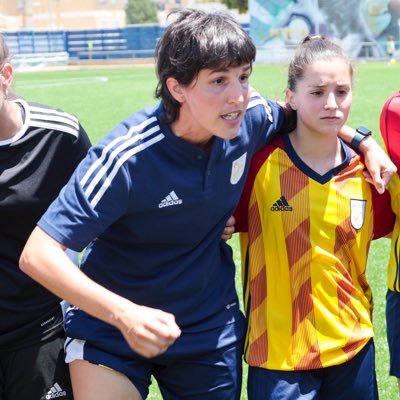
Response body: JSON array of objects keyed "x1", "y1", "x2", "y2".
[{"x1": 14, "y1": 61, "x2": 400, "y2": 398}]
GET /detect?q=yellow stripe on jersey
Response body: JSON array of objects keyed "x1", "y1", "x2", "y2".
[{"x1": 241, "y1": 146, "x2": 374, "y2": 371}]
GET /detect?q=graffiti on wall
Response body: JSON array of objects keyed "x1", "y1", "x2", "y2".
[{"x1": 250, "y1": 0, "x2": 400, "y2": 61}]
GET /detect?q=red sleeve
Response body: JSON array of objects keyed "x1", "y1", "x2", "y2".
[
  {"x1": 380, "y1": 91, "x2": 400, "y2": 167},
  {"x1": 234, "y1": 137, "x2": 284, "y2": 232},
  {"x1": 357, "y1": 150, "x2": 394, "y2": 238},
  {"x1": 371, "y1": 185, "x2": 394, "y2": 239}
]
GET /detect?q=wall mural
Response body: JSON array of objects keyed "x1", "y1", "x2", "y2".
[{"x1": 250, "y1": 0, "x2": 400, "y2": 62}]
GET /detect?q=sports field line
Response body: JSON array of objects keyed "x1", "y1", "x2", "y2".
[{"x1": 16, "y1": 76, "x2": 109, "y2": 88}]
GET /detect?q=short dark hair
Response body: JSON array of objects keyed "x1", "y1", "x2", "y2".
[{"x1": 155, "y1": 8, "x2": 256, "y2": 124}]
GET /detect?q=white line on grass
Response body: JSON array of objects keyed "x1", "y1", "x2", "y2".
[{"x1": 16, "y1": 76, "x2": 109, "y2": 88}]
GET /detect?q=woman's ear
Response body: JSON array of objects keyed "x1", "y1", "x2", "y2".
[
  {"x1": 1, "y1": 63, "x2": 13, "y2": 91},
  {"x1": 166, "y1": 77, "x2": 185, "y2": 103},
  {"x1": 285, "y1": 88, "x2": 297, "y2": 110}
]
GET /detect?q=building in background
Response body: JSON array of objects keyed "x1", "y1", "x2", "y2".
[
  {"x1": 0, "y1": 1, "x2": 247, "y2": 31},
  {"x1": 0, "y1": 0, "x2": 127, "y2": 31},
  {"x1": 0, "y1": 0, "x2": 246, "y2": 70}
]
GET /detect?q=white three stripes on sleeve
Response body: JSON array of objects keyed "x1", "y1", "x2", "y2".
[
  {"x1": 89, "y1": 134, "x2": 164, "y2": 208},
  {"x1": 29, "y1": 105, "x2": 80, "y2": 136},
  {"x1": 80, "y1": 117, "x2": 164, "y2": 208}
]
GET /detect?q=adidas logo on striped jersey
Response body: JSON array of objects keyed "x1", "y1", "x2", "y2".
[
  {"x1": 158, "y1": 190, "x2": 183, "y2": 208},
  {"x1": 271, "y1": 196, "x2": 293, "y2": 211},
  {"x1": 45, "y1": 382, "x2": 67, "y2": 399}
]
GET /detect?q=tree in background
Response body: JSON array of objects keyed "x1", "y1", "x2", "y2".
[
  {"x1": 221, "y1": 0, "x2": 248, "y2": 13},
  {"x1": 126, "y1": 0, "x2": 158, "y2": 24}
]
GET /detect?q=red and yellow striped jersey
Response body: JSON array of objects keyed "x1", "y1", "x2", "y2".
[{"x1": 235, "y1": 135, "x2": 392, "y2": 371}]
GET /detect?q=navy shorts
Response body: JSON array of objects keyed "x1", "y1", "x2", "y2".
[
  {"x1": 386, "y1": 289, "x2": 400, "y2": 377},
  {"x1": 247, "y1": 339, "x2": 378, "y2": 400},
  {"x1": 65, "y1": 312, "x2": 246, "y2": 399}
]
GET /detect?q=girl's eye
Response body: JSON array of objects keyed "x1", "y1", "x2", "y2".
[
  {"x1": 311, "y1": 90, "x2": 323, "y2": 96},
  {"x1": 240, "y1": 75, "x2": 249, "y2": 82}
]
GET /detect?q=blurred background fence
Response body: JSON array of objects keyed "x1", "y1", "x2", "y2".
[{"x1": 3, "y1": 23, "x2": 250, "y2": 68}]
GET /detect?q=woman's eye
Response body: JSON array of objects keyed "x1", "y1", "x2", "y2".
[{"x1": 213, "y1": 78, "x2": 225, "y2": 84}]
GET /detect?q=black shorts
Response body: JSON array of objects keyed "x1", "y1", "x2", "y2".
[{"x1": 0, "y1": 335, "x2": 73, "y2": 400}]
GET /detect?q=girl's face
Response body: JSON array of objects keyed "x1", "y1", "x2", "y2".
[{"x1": 287, "y1": 58, "x2": 352, "y2": 138}]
